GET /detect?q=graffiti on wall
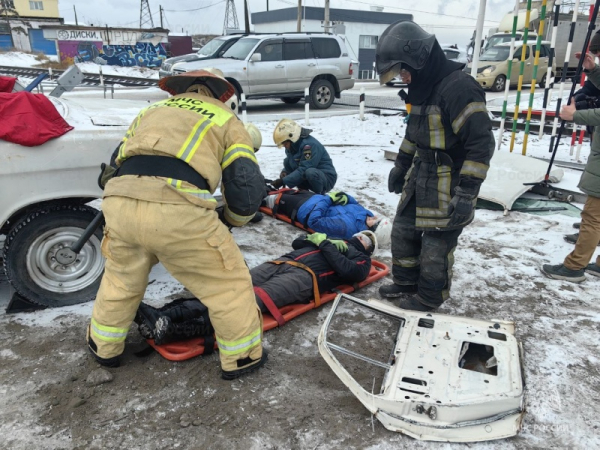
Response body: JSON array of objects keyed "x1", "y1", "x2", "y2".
[{"x1": 58, "y1": 41, "x2": 166, "y2": 67}]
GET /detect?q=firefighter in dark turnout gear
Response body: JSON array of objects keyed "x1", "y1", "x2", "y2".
[{"x1": 375, "y1": 21, "x2": 494, "y2": 311}]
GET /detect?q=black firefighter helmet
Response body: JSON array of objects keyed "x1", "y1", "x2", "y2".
[{"x1": 375, "y1": 21, "x2": 436, "y2": 84}]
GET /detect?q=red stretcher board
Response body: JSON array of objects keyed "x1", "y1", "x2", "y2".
[
  {"x1": 146, "y1": 260, "x2": 390, "y2": 361},
  {"x1": 259, "y1": 188, "x2": 316, "y2": 233}
]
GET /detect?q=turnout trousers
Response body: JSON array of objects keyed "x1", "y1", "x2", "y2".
[
  {"x1": 88, "y1": 196, "x2": 263, "y2": 372},
  {"x1": 391, "y1": 195, "x2": 463, "y2": 308}
]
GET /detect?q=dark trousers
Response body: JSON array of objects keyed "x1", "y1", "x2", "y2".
[
  {"x1": 250, "y1": 262, "x2": 313, "y2": 312},
  {"x1": 296, "y1": 168, "x2": 336, "y2": 194},
  {"x1": 391, "y1": 196, "x2": 463, "y2": 308}
]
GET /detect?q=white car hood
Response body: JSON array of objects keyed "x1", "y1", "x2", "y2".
[{"x1": 49, "y1": 97, "x2": 148, "y2": 129}]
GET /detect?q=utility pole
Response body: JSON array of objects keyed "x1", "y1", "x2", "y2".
[
  {"x1": 297, "y1": 0, "x2": 302, "y2": 32},
  {"x1": 139, "y1": 0, "x2": 154, "y2": 28},
  {"x1": 267, "y1": 0, "x2": 269, "y2": 12},
  {"x1": 244, "y1": 0, "x2": 250, "y2": 34},
  {"x1": 223, "y1": 0, "x2": 240, "y2": 34},
  {"x1": 73, "y1": 5, "x2": 78, "y2": 26},
  {"x1": 324, "y1": 0, "x2": 330, "y2": 32}
]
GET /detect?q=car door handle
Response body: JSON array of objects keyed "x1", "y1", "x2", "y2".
[
  {"x1": 308, "y1": 63, "x2": 316, "y2": 67},
  {"x1": 275, "y1": 64, "x2": 284, "y2": 68}
]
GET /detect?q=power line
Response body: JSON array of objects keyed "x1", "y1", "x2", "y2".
[
  {"x1": 163, "y1": 1, "x2": 227, "y2": 13},
  {"x1": 340, "y1": 0, "x2": 500, "y2": 24}
]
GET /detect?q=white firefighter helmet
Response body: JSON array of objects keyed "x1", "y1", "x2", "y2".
[
  {"x1": 273, "y1": 118, "x2": 302, "y2": 148},
  {"x1": 354, "y1": 230, "x2": 378, "y2": 255},
  {"x1": 158, "y1": 68, "x2": 235, "y2": 103},
  {"x1": 373, "y1": 217, "x2": 392, "y2": 248},
  {"x1": 245, "y1": 122, "x2": 262, "y2": 152}
]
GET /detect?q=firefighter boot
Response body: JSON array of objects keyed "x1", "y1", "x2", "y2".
[
  {"x1": 379, "y1": 283, "x2": 418, "y2": 298},
  {"x1": 221, "y1": 350, "x2": 269, "y2": 380}
]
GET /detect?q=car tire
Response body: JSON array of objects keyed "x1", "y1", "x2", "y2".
[
  {"x1": 491, "y1": 75, "x2": 506, "y2": 92},
  {"x1": 538, "y1": 72, "x2": 552, "y2": 88},
  {"x1": 3, "y1": 205, "x2": 105, "y2": 307},
  {"x1": 281, "y1": 96, "x2": 302, "y2": 104},
  {"x1": 309, "y1": 79, "x2": 335, "y2": 109}
]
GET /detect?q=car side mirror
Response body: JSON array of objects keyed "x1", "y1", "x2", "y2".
[{"x1": 250, "y1": 53, "x2": 261, "y2": 62}]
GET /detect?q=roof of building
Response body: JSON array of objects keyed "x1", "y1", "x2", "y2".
[{"x1": 252, "y1": 7, "x2": 412, "y2": 25}]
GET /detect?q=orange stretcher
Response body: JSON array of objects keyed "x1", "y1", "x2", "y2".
[
  {"x1": 146, "y1": 260, "x2": 390, "y2": 361},
  {"x1": 258, "y1": 188, "x2": 316, "y2": 233}
]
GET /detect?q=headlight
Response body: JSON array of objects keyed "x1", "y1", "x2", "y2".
[{"x1": 482, "y1": 65, "x2": 496, "y2": 75}]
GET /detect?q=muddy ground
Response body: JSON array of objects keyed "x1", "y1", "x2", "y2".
[{"x1": 1, "y1": 211, "x2": 599, "y2": 450}]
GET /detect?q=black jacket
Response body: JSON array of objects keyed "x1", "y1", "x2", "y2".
[{"x1": 279, "y1": 237, "x2": 371, "y2": 293}]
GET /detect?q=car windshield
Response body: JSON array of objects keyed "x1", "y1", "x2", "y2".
[
  {"x1": 197, "y1": 38, "x2": 226, "y2": 57},
  {"x1": 480, "y1": 46, "x2": 510, "y2": 61},
  {"x1": 222, "y1": 38, "x2": 260, "y2": 60},
  {"x1": 443, "y1": 49, "x2": 459, "y2": 60}
]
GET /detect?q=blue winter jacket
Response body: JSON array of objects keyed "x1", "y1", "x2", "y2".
[
  {"x1": 282, "y1": 135, "x2": 337, "y2": 188},
  {"x1": 296, "y1": 193, "x2": 374, "y2": 240}
]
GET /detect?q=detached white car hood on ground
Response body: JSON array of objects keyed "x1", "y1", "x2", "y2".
[{"x1": 318, "y1": 294, "x2": 525, "y2": 443}]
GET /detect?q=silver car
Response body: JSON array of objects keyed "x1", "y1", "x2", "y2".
[
  {"x1": 172, "y1": 33, "x2": 355, "y2": 109},
  {"x1": 159, "y1": 34, "x2": 243, "y2": 78}
]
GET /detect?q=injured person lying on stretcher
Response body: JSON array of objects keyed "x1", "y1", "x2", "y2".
[
  {"x1": 262, "y1": 188, "x2": 393, "y2": 246},
  {"x1": 134, "y1": 230, "x2": 376, "y2": 345}
]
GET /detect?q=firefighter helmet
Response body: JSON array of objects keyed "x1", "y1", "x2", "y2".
[
  {"x1": 158, "y1": 68, "x2": 235, "y2": 103},
  {"x1": 245, "y1": 123, "x2": 263, "y2": 152},
  {"x1": 273, "y1": 118, "x2": 302, "y2": 148},
  {"x1": 375, "y1": 21, "x2": 436, "y2": 85}
]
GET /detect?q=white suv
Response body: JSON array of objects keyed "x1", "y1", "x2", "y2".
[{"x1": 171, "y1": 33, "x2": 355, "y2": 109}]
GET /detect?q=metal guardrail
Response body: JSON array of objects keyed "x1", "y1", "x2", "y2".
[{"x1": 0, "y1": 65, "x2": 158, "y2": 87}]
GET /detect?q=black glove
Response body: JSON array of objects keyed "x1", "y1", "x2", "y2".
[
  {"x1": 271, "y1": 179, "x2": 284, "y2": 189},
  {"x1": 388, "y1": 166, "x2": 407, "y2": 194},
  {"x1": 97, "y1": 163, "x2": 117, "y2": 190},
  {"x1": 447, "y1": 186, "x2": 477, "y2": 227},
  {"x1": 279, "y1": 170, "x2": 287, "y2": 179}
]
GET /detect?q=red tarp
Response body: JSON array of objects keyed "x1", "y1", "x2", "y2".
[
  {"x1": 0, "y1": 91, "x2": 73, "y2": 146},
  {"x1": 0, "y1": 76, "x2": 17, "y2": 93}
]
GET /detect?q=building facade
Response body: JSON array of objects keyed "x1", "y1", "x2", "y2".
[
  {"x1": 251, "y1": 7, "x2": 412, "y2": 79},
  {"x1": 0, "y1": 0, "x2": 62, "y2": 53},
  {"x1": 40, "y1": 25, "x2": 170, "y2": 67}
]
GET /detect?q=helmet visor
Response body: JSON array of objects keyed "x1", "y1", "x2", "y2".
[{"x1": 379, "y1": 63, "x2": 402, "y2": 85}]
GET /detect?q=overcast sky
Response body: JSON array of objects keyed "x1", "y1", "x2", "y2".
[{"x1": 60, "y1": 0, "x2": 511, "y2": 47}]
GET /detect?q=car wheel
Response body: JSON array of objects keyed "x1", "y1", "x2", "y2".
[
  {"x1": 538, "y1": 73, "x2": 552, "y2": 88},
  {"x1": 491, "y1": 75, "x2": 506, "y2": 92},
  {"x1": 3, "y1": 205, "x2": 105, "y2": 307},
  {"x1": 281, "y1": 96, "x2": 302, "y2": 104},
  {"x1": 309, "y1": 79, "x2": 335, "y2": 109}
]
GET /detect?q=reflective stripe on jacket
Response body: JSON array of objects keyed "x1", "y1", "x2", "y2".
[
  {"x1": 104, "y1": 93, "x2": 264, "y2": 226},
  {"x1": 395, "y1": 70, "x2": 494, "y2": 230}
]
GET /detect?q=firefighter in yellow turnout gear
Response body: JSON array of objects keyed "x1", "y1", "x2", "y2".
[{"x1": 87, "y1": 69, "x2": 268, "y2": 380}]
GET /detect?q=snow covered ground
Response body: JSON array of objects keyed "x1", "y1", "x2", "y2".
[{"x1": 0, "y1": 54, "x2": 599, "y2": 449}]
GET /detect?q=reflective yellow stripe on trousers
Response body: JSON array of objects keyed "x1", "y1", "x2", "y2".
[
  {"x1": 90, "y1": 318, "x2": 128, "y2": 343},
  {"x1": 216, "y1": 327, "x2": 262, "y2": 356}
]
